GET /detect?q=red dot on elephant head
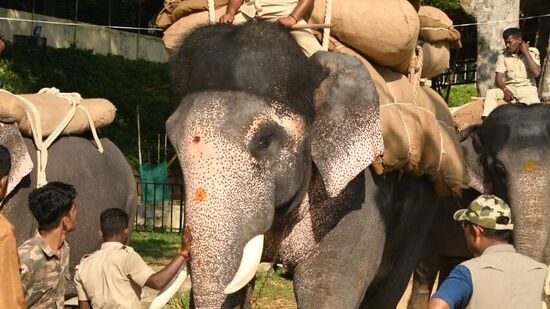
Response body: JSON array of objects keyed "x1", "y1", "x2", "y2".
[{"x1": 192, "y1": 136, "x2": 201, "y2": 143}]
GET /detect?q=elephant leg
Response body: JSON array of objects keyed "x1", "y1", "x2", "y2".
[
  {"x1": 407, "y1": 248, "x2": 438, "y2": 309},
  {"x1": 360, "y1": 176, "x2": 437, "y2": 309},
  {"x1": 293, "y1": 171, "x2": 386, "y2": 309},
  {"x1": 437, "y1": 255, "x2": 467, "y2": 286}
]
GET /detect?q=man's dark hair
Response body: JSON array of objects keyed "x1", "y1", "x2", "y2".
[
  {"x1": 100, "y1": 208, "x2": 129, "y2": 238},
  {"x1": 503, "y1": 28, "x2": 522, "y2": 40},
  {"x1": 28, "y1": 182, "x2": 77, "y2": 231},
  {"x1": 483, "y1": 228, "x2": 513, "y2": 243},
  {"x1": 0, "y1": 145, "x2": 11, "y2": 178}
]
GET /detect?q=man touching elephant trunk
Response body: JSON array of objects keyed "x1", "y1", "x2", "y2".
[{"x1": 74, "y1": 209, "x2": 192, "y2": 309}]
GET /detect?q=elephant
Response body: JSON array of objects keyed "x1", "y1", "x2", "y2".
[
  {"x1": 165, "y1": 22, "x2": 442, "y2": 308},
  {"x1": 0, "y1": 118, "x2": 137, "y2": 295},
  {"x1": 408, "y1": 103, "x2": 550, "y2": 308}
]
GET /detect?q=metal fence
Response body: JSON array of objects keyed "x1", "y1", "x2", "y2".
[{"x1": 134, "y1": 182, "x2": 185, "y2": 233}]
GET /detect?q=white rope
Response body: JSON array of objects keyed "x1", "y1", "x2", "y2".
[
  {"x1": 409, "y1": 45, "x2": 424, "y2": 105},
  {"x1": 322, "y1": 0, "x2": 333, "y2": 51},
  {"x1": 207, "y1": 0, "x2": 216, "y2": 24},
  {"x1": 0, "y1": 88, "x2": 104, "y2": 187}
]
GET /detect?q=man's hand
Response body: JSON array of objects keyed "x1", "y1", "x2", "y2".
[
  {"x1": 502, "y1": 87, "x2": 514, "y2": 102},
  {"x1": 219, "y1": 13, "x2": 235, "y2": 24},
  {"x1": 180, "y1": 224, "x2": 192, "y2": 256},
  {"x1": 519, "y1": 40, "x2": 530, "y2": 55},
  {"x1": 277, "y1": 15, "x2": 298, "y2": 29}
]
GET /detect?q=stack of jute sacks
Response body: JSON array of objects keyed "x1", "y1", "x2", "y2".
[
  {"x1": 418, "y1": 6, "x2": 462, "y2": 78},
  {"x1": 450, "y1": 98, "x2": 506, "y2": 132},
  {"x1": 0, "y1": 89, "x2": 116, "y2": 139},
  {"x1": 159, "y1": 0, "x2": 468, "y2": 196}
]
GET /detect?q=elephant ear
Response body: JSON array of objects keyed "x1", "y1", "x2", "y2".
[
  {"x1": 460, "y1": 126, "x2": 489, "y2": 194},
  {"x1": 0, "y1": 119, "x2": 33, "y2": 203},
  {"x1": 309, "y1": 52, "x2": 384, "y2": 197}
]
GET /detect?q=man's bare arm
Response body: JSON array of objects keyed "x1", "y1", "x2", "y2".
[
  {"x1": 520, "y1": 40, "x2": 541, "y2": 77},
  {"x1": 496, "y1": 72, "x2": 514, "y2": 102},
  {"x1": 78, "y1": 300, "x2": 92, "y2": 309},
  {"x1": 278, "y1": 0, "x2": 314, "y2": 28},
  {"x1": 145, "y1": 224, "x2": 192, "y2": 290},
  {"x1": 428, "y1": 297, "x2": 451, "y2": 309},
  {"x1": 219, "y1": 0, "x2": 244, "y2": 23}
]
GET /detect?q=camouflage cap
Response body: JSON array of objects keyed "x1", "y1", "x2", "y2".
[{"x1": 453, "y1": 194, "x2": 514, "y2": 230}]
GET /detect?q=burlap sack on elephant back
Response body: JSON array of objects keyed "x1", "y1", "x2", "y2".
[
  {"x1": 163, "y1": 6, "x2": 227, "y2": 58},
  {"x1": 327, "y1": 38, "x2": 467, "y2": 195},
  {"x1": 310, "y1": 0, "x2": 419, "y2": 74},
  {"x1": 417, "y1": 6, "x2": 462, "y2": 79},
  {"x1": 0, "y1": 91, "x2": 116, "y2": 138},
  {"x1": 451, "y1": 98, "x2": 507, "y2": 132},
  {"x1": 156, "y1": 0, "x2": 229, "y2": 30}
]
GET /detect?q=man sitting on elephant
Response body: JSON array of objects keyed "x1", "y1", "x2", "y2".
[
  {"x1": 428, "y1": 194, "x2": 546, "y2": 309},
  {"x1": 18, "y1": 182, "x2": 78, "y2": 308},
  {"x1": 219, "y1": 0, "x2": 322, "y2": 56},
  {"x1": 74, "y1": 208, "x2": 192, "y2": 309},
  {"x1": 0, "y1": 145, "x2": 25, "y2": 308},
  {"x1": 482, "y1": 27, "x2": 541, "y2": 118}
]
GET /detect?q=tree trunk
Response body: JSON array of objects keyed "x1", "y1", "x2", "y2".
[
  {"x1": 540, "y1": 41, "x2": 550, "y2": 102},
  {"x1": 460, "y1": 0, "x2": 520, "y2": 96},
  {"x1": 539, "y1": 19, "x2": 550, "y2": 103}
]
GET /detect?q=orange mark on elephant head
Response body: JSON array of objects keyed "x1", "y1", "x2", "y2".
[
  {"x1": 194, "y1": 187, "x2": 207, "y2": 201},
  {"x1": 523, "y1": 159, "x2": 538, "y2": 172}
]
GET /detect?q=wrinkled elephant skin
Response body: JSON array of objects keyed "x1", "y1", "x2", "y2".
[{"x1": 167, "y1": 22, "x2": 439, "y2": 309}]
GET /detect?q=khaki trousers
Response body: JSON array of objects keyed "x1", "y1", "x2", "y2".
[
  {"x1": 233, "y1": 12, "x2": 322, "y2": 57},
  {"x1": 482, "y1": 85, "x2": 540, "y2": 117}
]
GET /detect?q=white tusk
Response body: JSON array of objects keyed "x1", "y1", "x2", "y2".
[
  {"x1": 223, "y1": 234, "x2": 264, "y2": 294},
  {"x1": 149, "y1": 264, "x2": 188, "y2": 309}
]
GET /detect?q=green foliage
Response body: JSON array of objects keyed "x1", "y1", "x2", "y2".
[
  {"x1": 440, "y1": 84, "x2": 478, "y2": 107},
  {"x1": 0, "y1": 44, "x2": 177, "y2": 169},
  {"x1": 421, "y1": 0, "x2": 460, "y2": 10},
  {"x1": 130, "y1": 231, "x2": 181, "y2": 262}
]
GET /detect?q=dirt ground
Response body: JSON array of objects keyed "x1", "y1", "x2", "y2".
[{"x1": 139, "y1": 261, "x2": 417, "y2": 309}]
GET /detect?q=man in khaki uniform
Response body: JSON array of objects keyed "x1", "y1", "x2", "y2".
[
  {"x1": 428, "y1": 195, "x2": 546, "y2": 309},
  {"x1": 483, "y1": 27, "x2": 541, "y2": 118},
  {"x1": 74, "y1": 208, "x2": 191, "y2": 309},
  {"x1": 219, "y1": 0, "x2": 322, "y2": 57}
]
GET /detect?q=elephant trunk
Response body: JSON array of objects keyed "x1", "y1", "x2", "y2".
[{"x1": 508, "y1": 168, "x2": 550, "y2": 261}]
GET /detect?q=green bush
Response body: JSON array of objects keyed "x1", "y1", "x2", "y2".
[{"x1": 0, "y1": 44, "x2": 177, "y2": 169}]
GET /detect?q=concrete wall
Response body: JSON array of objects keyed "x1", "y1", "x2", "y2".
[{"x1": 0, "y1": 8, "x2": 169, "y2": 63}]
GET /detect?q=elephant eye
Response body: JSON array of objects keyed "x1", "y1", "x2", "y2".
[{"x1": 250, "y1": 125, "x2": 284, "y2": 158}]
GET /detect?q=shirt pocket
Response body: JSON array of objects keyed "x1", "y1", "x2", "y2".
[{"x1": 505, "y1": 69, "x2": 514, "y2": 80}]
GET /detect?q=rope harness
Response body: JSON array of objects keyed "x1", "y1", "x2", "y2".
[{"x1": 1, "y1": 88, "x2": 103, "y2": 187}]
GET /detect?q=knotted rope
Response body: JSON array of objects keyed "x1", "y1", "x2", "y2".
[
  {"x1": 0, "y1": 88, "x2": 103, "y2": 187},
  {"x1": 408, "y1": 44, "x2": 424, "y2": 105}
]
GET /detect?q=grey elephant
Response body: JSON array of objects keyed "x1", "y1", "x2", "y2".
[
  {"x1": 0, "y1": 119, "x2": 136, "y2": 294},
  {"x1": 408, "y1": 103, "x2": 550, "y2": 308},
  {"x1": 165, "y1": 22, "x2": 443, "y2": 308}
]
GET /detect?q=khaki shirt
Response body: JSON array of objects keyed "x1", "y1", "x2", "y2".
[
  {"x1": 240, "y1": 0, "x2": 298, "y2": 19},
  {"x1": 0, "y1": 214, "x2": 26, "y2": 309},
  {"x1": 74, "y1": 242, "x2": 155, "y2": 309},
  {"x1": 18, "y1": 231, "x2": 70, "y2": 309},
  {"x1": 495, "y1": 47, "x2": 541, "y2": 88},
  {"x1": 461, "y1": 244, "x2": 546, "y2": 309}
]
